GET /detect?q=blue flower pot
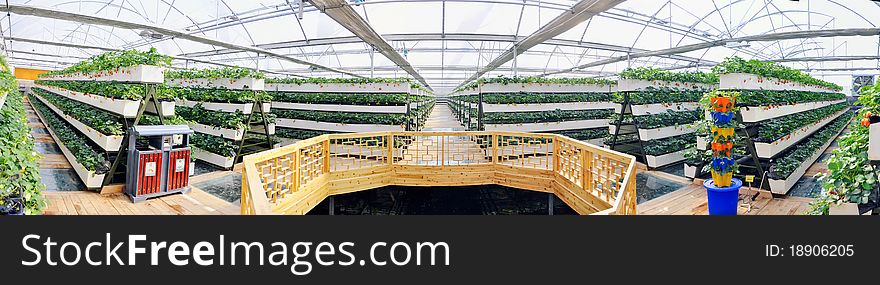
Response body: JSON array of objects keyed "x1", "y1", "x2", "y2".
[
  {"x1": 712, "y1": 112, "x2": 735, "y2": 125},
  {"x1": 704, "y1": 178, "x2": 742, "y2": 215}
]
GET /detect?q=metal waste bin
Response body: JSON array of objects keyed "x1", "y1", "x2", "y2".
[{"x1": 126, "y1": 125, "x2": 194, "y2": 202}]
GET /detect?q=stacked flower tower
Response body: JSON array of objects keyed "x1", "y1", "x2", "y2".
[{"x1": 703, "y1": 90, "x2": 743, "y2": 215}]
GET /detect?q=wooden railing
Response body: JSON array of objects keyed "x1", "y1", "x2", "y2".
[{"x1": 241, "y1": 131, "x2": 637, "y2": 215}]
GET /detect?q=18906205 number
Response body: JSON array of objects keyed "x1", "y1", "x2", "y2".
[
  {"x1": 766, "y1": 245, "x2": 854, "y2": 257},
  {"x1": 789, "y1": 245, "x2": 854, "y2": 257}
]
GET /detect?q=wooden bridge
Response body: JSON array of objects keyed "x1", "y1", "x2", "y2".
[{"x1": 241, "y1": 131, "x2": 638, "y2": 215}]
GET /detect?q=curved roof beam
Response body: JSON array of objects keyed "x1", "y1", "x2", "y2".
[
  {"x1": 307, "y1": 0, "x2": 432, "y2": 90},
  {"x1": 541, "y1": 27, "x2": 880, "y2": 76},
  {"x1": 0, "y1": 3, "x2": 361, "y2": 78},
  {"x1": 454, "y1": 0, "x2": 626, "y2": 89}
]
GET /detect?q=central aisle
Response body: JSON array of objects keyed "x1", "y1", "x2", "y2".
[{"x1": 422, "y1": 102, "x2": 464, "y2": 131}]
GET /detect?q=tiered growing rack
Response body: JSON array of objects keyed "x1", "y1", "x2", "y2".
[
  {"x1": 31, "y1": 63, "x2": 174, "y2": 188},
  {"x1": 266, "y1": 78, "x2": 433, "y2": 144},
  {"x1": 449, "y1": 78, "x2": 617, "y2": 144},
  {"x1": 607, "y1": 70, "x2": 716, "y2": 169},
  {"x1": 166, "y1": 68, "x2": 275, "y2": 169},
  {"x1": 709, "y1": 65, "x2": 851, "y2": 194}
]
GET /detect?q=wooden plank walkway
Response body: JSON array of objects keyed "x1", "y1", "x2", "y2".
[
  {"x1": 42, "y1": 187, "x2": 239, "y2": 215},
  {"x1": 638, "y1": 182, "x2": 815, "y2": 215}
]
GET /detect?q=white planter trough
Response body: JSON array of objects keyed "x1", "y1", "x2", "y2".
[
  {"x1": 478, "y1": 83, "x2": 614, "y2": 93},
  {"x1": 645, "y1": 150, "x2": 686, "y2": 168},
  {"x1": 192, "y1": 147, "x2": 235, "y2": 169},
  {"x1": 38, "y1": 65, "x2": 165, "y2": 83},
  {"x1": 267, "y1": 82, "x2": 409, "y2": 93},
  {"x1": 754, "y1": 109, "x2": 847, "y2": 158},
  {"x1": 276, "y1": 118, "x2": 405, "y2": 133},
  {"x1": 615, "y1": 102, "x2": 700, "y2": 115},
  {"x1": 584, "y1": 138, "x2": 605, "y2": 147},
  {"x1": 684, "y1": 164, "x2": 698, "y2": 179},
  {"x1": 32, "y1": 92, "x2": 124, "y2": 151},
  {"x1": 189, "y1": 122, "x2": 245, "y2": 141},
  {"x1": 739, "y1": 99, "x2": 846, "y2": 123},
  {"x1": 32, "y1": 104, "x2": 106, "y2": 188},
  {"x1": 484, "y1": 119, "x2": 608, "y2": 132},
  {"x1": 617, "y1": 79, "x2": 716, "y2": 92},
  {"x1": 638, "y1": 124, "x2": 695, "y2": 141},
  {"x1": 719, "y1": 73, "x2": 840, "y2": 93},
  {"x1": 177, "y1": 100, "x2": 258, "y2": 114},
  {"x1": 697, "y1": 136, "x2": 708, "y2": 151},
  {"x1": 272, "y1": 101, "x2": 407, "y2": 114},
  {"x1": 36, "y1": 85, "x2": 175, "y2": 117},
  {"x1": 482, "y1": 101, "x2": 617, "y2": 113},
  {"x1": 167, "y1": 77, "x2": 265, "y2": 90},
  {"x1": 768, "y1": 125, "x2": 844, "y2": 194}
]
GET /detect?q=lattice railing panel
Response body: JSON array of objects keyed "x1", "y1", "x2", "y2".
[
  {"x1": 254, "y1": 153, "x2": 296, "y2": 204},
  {"x1": 586, "y1": 152, "x2": 628, "y2": 204},
  {"x1": 329, "y1": 135, "x2": 389, "y2": 171},
  {"x1": 396, "y1": 134, "x2": 492, "y2": 166},
  {"x1": 242, "y1": 131, "x2": 638, "y2": 215},
  {"x1": 497, "y1": 135, "x2": 553, "y2": 170},
  {"x1": 556, "y1": 139, "x2": 583, "y2": 187},
  {"x1": 298, "y1": 141, "x2": 325, "y2": 186}
]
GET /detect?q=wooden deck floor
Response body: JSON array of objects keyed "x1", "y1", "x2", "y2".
[
  {"x1": 42, "y1": 188, "x2": 239, "y2": 215},
  {"x1": 638, "y1": 182, "x2": 815, "y2": 215}
]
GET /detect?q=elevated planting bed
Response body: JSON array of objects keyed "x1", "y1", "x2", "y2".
[
  {"x1": 267, "y1": 78, "x2": 427, "y2": 138},
  {"x1": 454, "y1": 77, "x2": 616, "y2": 142},
  {"x1": 608, "y1": 67, "x2": 718, "y2": 168},
  {"x1": 710, "y1": 56, "x2": 850, "y2": 193},
  {"x1": 38, "y1": 64, "x2": 165, "y2": 83},
  {"x1": 165, "y1": 67, "x2": 274, "y2": 168},
  {"x1": 31, "y1": 90, "x2": 123, "y2": 151},
  {"x1": 30, "y1": 95, "x2": 108, "y2": 188}
]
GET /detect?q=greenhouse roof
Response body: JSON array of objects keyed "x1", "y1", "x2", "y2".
[{"x1": 2, "y1": 0, "x2": 879, "y2": 93}]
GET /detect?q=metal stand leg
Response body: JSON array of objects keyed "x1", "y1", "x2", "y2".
[
  {"x1": 548, "y1": 194, "x2": 554, "y2": 215},
  {"x1": 329, "y1": 196, "x2": 335, "y2": 216}
]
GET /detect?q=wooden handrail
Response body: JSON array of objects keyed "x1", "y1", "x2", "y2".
[{"x1": 241, "y1": 131, "x2": 638, "y2": 215}]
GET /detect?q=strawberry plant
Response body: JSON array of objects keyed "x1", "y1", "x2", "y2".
[
  {"x1": 271, "y1": 92, "x2": 413, "y2": 106},
  {"x1": 634, "y1": 110, "x2": 701, "y2": 129},
  {"x1": 174, "y1": 87, "x2": 269, "y2": 103},
  {"x1": 483, "y1": 109, "x2": 613, "y2": 124},
  {"x1": 273, "y1": 109, "x2": 407, "y2": 125},
  {"x1": 712, "y1": 56, "x2": 843, "y2": 91},
  {"x1": 176, "y1": 105, "x2": 249, "y2": 130},
  {"x1": 32, "y1": 88, "x2": 125, "y2": 135},
  {"x1": 276, "y1": 128, "x2": 334, "y2": 140},
  {"x1": 0, "y1": 89, "x2": 46, "y2": 214},
  {"x1": 191, "y1": 133, "x2": 238, "y2": 157},
  {"x1": 458, "y1": 92, "x2": 614, "y2": 104},
  {"x1": 30, "y1": 95, "x2": 110, "y2": 173},
  {"x1": 165, "y1": 67, "x2": 265, "y2": 80},
  {"x1": 770, "y1": 112, "x2": 852, "y2": 179},
  {"x1": 39, "y1": 48, "x2": 172, "y2": 78},
  {"x1": 457, "y1": 76, "x2": 615, "y2": 92},
  {"x1": 35, "y1": 80, "x2": 177, "y2": 100},
  {"x1": 737, "y1": 89, "x2": 845, "y2": 107},
  {"x1": 267, "y1": 77, "x2": 412, "y2": 85},
  {"x1": 618, "y1": 67, "x2": 718, "y2": 85},
  {"x1": 643, "y1": 133, "x2": 697, "y2": 156},
  {"x1": 810, "y1": 83, "x2": 880, "y2": 214},
  {"x1": 550, "y1": 128, "x2": 608, "y2": 140},
  {"x1": 754, "y1": 103, "x2": 849, "y2": 142},
  {"x1": 615, "y1": 87, "x2": 704, "y2": 104}
]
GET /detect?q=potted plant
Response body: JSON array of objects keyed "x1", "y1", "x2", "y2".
[
  {"x1": 703, "y1": 90, "x2": 743, "y2": 215},
  {"x1": 0, "y1": 190, "x2": 24, "y2": 215}
]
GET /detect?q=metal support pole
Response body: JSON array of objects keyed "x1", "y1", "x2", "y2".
[
  {"x1": 548, "y1": 194, "x2": 554, "y2": 215},
  {"x1": 329, "y1": 196, "x2": 335, "y2": 215}
]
